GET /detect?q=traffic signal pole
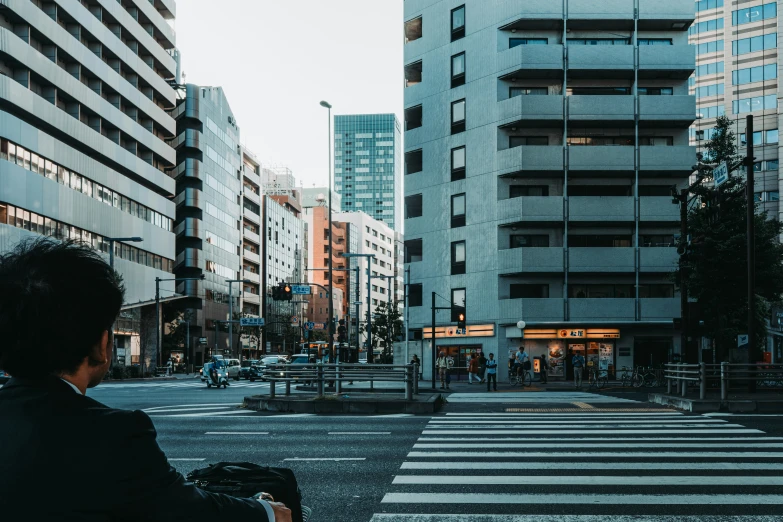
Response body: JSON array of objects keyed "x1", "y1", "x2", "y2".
[{"x1": 747, "y1": 115, "x2": 756, "y2": 392}]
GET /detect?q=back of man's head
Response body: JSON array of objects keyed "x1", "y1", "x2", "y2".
[{"x1": 0, "y1": 239, "x2": 125, "y2": 379}]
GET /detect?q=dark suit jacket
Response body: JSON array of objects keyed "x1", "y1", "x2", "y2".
[{"x1": 0, "y1": 377, "x2": 271, "y2": 521}]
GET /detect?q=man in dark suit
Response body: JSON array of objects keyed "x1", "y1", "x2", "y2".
[{"x1": 0, "y1": 239, "x2": 291, "y2": 521}]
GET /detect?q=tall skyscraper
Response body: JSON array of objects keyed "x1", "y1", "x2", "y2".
[
  {"x1": 171, "y1": 85, "x2": 242, "y2": 366},
  {"x1": 334, "y1": 114, "x2": 402, "y2": 231},
  {"x1": 0, "y1": 0, "x2": 179, "y2": 365},
  {"x1": 689, "y1": 1, "x2": 781, "y2": 220},
  {"x1": 403, "y1": 0, "x2": 695, "y2": 378}
]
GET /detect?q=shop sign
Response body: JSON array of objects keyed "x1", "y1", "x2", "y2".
[
  {"x1": 558, "y1": 329, "x2": 585, "y2": 338},
  {"x1": 423, "y1": 324, "x2": 495, "y2": 339}
]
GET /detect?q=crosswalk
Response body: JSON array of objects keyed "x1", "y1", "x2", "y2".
[
  {"x1": 91, "y1": 380, "x2": 271, "y2": 390},
  {"x1": 444, "y1": 392, "x2": 640, "y2": 404},
  {"x1": 371, "y1": 407, "x2": 783, "y2": 520}
]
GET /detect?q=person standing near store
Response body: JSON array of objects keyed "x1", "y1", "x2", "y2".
[
  {"x1": 435, "y1": 351, "x2": 449, "y2": 389},
  {"x1": 572, "y1": 351, "x2": 585, "y2": 388},
  {"x1": 485, "y1": 353, "x2": 498, "y2": 391},
  {"x1": 478, "y1": 352, "x2": 487, "y2": 383},
  {"x1": 539, "y1": 353, "x2": 549, "y2": 384}
]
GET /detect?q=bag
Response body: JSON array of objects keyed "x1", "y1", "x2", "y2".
[
  {"x1": 523, "y1": 360, "x2": 531, "y2": 371},
  {"x1": 187, "y1": 462, "x2": 307, "y2": 522}
]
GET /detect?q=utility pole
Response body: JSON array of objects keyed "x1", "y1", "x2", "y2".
[
  {"x1": 679, "y1": 188, "x2": 689, "y2": 363},
  {"x1": 746, "y1": 115, "x2": 756, "y2": 392}
]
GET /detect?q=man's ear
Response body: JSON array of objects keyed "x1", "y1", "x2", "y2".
[{"x1": 89, "y1": 331, "x2": 110, "y2": 365}]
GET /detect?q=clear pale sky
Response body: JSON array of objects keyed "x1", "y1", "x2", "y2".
[{"x1": 175, "y1": 0, "x2": 404, "y2": 188}]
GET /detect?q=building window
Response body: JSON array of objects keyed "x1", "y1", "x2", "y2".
[
  {"x1": 510, "y1": 284, "x2": 549, "y2": 299},
  {"x1": 510, "y1": 185, "x2": 549, "y2": 198},
  {"x1": 732, "y1": 3, "x2": 776, "y2": 25},
  {"x1": 451, "y1": 5, "x2": 465, "y2": 41},
  {"x1": 509, "y1": 38, "x2": 547, "y2": 48},
  {"x1": 451, "y1": 288, "x2": 465, "y2": 322},
  {"x1": 451, "y1": 241, "x2": 466, "y2": 275},
  {"x1": 569, "y1": 235, "x2": 632, "y2": 247},
  {"x1": 451, "y1": 52, "x2": 465, "y2": 88},
  {"x1": 451, "y1": 99, "x2": 466, "y2": 134},
  {"x1": 732, "y1": 94, "x2": 777, "y2": 114},
  {"x1": 732, "y1": 33, "x2": 777, "y2": 56},
  {"x1": 451, "y1": 146, "x2": 466, "y2": 181},
  {"x1": 405, "y1": 105, "x2": 423, "y2": 131},
  {"x1": 404, "y1": 16, "x2": 422, "y2": 43},
  {"x1": 451, "y1": 193, "x2": 466, "y2": 228},
  {"x1": 570, "y1": 284, "x2": 635, "y2": 298},
  {"x1": 405, "y1": 149, "x2": 423, "y2": 175},
  {"x1": 510, "y1": 87, "x2": 547, "y2": 97},
  {"x1": 405, "y1": 239, "x2": 423, "y2": 263},
  {"x1": 510, "y1": 136, "x2": 548, "y2": 148},
  {"x1": 638, "y1": 87, "x2": 673, "y2": 96},
  {"x1": 405, "y1": 194, "x2": 423, "y2": 219},
  {"x1": 510, "y1": 234, "x2": 550, "y2": 248}
]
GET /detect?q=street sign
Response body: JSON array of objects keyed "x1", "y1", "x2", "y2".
[
  {"x1": 198, "y1": 337, "x2": 207, "y2": 344},
  {"x1": 305, "y1": 322, "x2": 315, "y2": 330},
  {"x1": 291, "y1": 316, "x2": 299, "y2": 326},
  {"x1": 713, "y1": 162, "x2": 729, "y2": 187},
  {"x1": 738, "y1": 334, "x2": 749, "y2": 348},
  {"x1": 240, "y1": 317, "x2": 265, "y2": 327},
  {"x1": 291, "y1": 285, "x2": 311, "y2": 295}
]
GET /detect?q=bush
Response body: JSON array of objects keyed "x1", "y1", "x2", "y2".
[{"x1": 110, "y1": 366, "x2": 129, "y2": 380}]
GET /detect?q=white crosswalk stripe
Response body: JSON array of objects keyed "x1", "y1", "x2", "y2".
[
  {"x1": 443, "y1": 392, "x2": 641, "y2": 403},
  {"x1": 371, "y1": 393, "x2": 783, "y2": 520},
  {"x1": 91, "y1": 380, "x2": 271, "y2": 390}
]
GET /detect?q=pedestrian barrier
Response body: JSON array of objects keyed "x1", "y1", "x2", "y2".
[
  {"x1": 664, "y1": 362, "x2": 783, "y2": 399},
  {"x1": 260, "y1": 363, "x2": 419, "y2": 400}
]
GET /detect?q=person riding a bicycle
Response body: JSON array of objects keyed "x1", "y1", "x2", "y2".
[{"x1": 514, "y1": 346, "x2": 530, "y2": 377}]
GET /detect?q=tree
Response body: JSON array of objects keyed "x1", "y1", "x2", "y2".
[
  {"x1": 368, "y1": 300, "x2": 404, "y2": 363},
  {"x1": 676, "y1": 115, "x2": 783, "y2": 362},
  {"x1": 162, "y1": 305, "x2": 192, "y2": 358}
]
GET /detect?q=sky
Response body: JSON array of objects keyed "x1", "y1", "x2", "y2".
[{"x1": 175, "y1": 0, "x2": 404, "y2": 189}]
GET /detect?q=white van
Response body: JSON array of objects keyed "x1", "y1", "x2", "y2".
[{"x1": 225, "y1": 358, "x2": 241, "y2": 380}]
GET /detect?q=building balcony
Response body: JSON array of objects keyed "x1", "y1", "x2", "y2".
[
  {"x1": 174, "y1": 188, "x2": 202, "y2": 210},
  {"x1": 498, "y1": 145, "x2": 564, "y2": 176},
  {"x1": 175, "y1": 248, "x2": 204, "y2": 271},
  {"x1": 498, "y1": 298, "x2": 566, "y2": 323},
  {"x1": 499, "y1": 247, "x2": 564, "y2": 273},
  {"x1": 640, "y1": 298, "x2": 680, "y2": 320},
  {"x1": 639, "y1": 46, "x2": 695, "y2": 79},
  {"x1": 243, "y1": 189, "x2": 260, "y2": 205},
  {"x1": 569, "y1": 298, "x2": 636, "y2": 321},
  {"x1": 243, "y1": 229, "x2": 261, "y2": 245},
  {"x1": 639, "y1": 248, "x2": 678, "y2": 272},
  {"x1": 243, "y1": 270, "x2": 261, "y2": 285},
  {"x1": 568, "y1": 95, "x2": 634, "y2": 123},
  {"x1": 174, "y1": 217, "x2": 202, "y2": 240},
  {"x1": 498, "y1": 196, "x2": 564, "y2": 222},
  {"x1": 569, "y1": 146, "x2": 634, "y2": 174},
  {"x1": 243, "y1": 293, "x2": 262, "y2": 306},
  {"x1": 242, "y1": 249, "x2": 260, "y2": 264},
  {"x1": 640, "y1": 196, "x2": 680, "y2": 222},
  {"x1": 569, "y1": 247, "x2": 635, "y2": 272},
  {"x1": 639, "y1": 146, "x2": 695, "y2": 177},
  {"x1": 498, "y1": 95, "x2": 563, "y2": 127},
  {"x1": 569, "y1": 196, "x2": 633, "y2": 222},
  {"x1": 568, "y1": 46, "x2": 634, "y2": 77},
  {"x1": 243, "y1": 207, "x2": 261, "y2": 225},
  {"x1": 498, "y1": 44, "x2": 564, "y2": 78},
  {"x1": 639, "y1": 96, "x2": 696, "y2": 127}
]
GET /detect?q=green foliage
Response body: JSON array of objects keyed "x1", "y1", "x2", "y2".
[
  {"x1": 677, "y1": 115, "x2": 783, "y2": 360},
  {"x1": 368, "y1": 300, "x2": 404, "y2": 359},
  {"x1": 162, "y1": 306, "x2": 192, "y2": 354}
]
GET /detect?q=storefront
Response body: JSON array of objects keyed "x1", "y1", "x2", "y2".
[
  {"x1": 519, "y1": 328, "x2": 621, "y2": 381},
  {"x1": 424, "y1": 324, "x2": 495, "y2": 381}
]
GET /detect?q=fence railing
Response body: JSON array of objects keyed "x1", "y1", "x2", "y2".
[
  {"x1": 664, "y1": 363, "x2": 783, "y2": 400},
  {"x1": 261, "y1": 363, "x2": 420, "y2": 400}
]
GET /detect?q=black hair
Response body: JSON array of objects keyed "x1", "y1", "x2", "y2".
[{"x1": 0, "y1": 238, "x2": 125, "y2": 378}]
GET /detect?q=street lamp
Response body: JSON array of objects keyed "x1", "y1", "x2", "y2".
[
  {"x1": 154, "y1": 275, "x2": 204, "y2": 374},
  {"x1": 343, "y1": 253, "x2": 375, "y2": 362},
  {"x1": 320, "y1": 100, "x2": 335, "y2": 368},
  {"x1": 106, "y1": 236, "x2": 142, "y2": 369},
  {"x1": 226, "y1": 278, "x2": 252, "y2": 361}
]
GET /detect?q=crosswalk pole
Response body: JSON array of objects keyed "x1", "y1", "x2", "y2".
[{"x1": 699, "y1": 362, "x2": 706, "y2": 399}]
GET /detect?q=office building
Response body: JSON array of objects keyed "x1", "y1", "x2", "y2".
[
  {"x1": 688, "y1": 1, "x2": 780, "y2": 218},
  {"x1": 0, "y1": 0, "x2": 179, "y2": 365},
  {"x1": 403, "y1": 0, "x2": 696, "y2": 379},
  {"x1": 170, "y1": 85, "x2": 242, "y2": 366},
  {"x1": 239, "y1": 148, "x2": 263, "y2": 357},
  {"x1": 334, "y1": 114, "x2": 403, "y2": 231}
]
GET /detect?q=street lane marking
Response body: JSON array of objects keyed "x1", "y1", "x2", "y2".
[
  {"x1": 144, "y1": 403, "x2": 238, "y2": 411},
  {"x1": 406, "y1": 451, "x2": 783, "y2": 458},
  {"x1": 428, "y1": 419, "x2": 726, "y2": 424},
  {"x1": 168, "y1": 458, "x2": 206, "y2": 461},
  {"x1": 413, "y1": 442, "x2": 783, "y2": 449},
  {"x1": 141, "y1": 406, "x2": 233, "y2": 413},
  {"x1": 381, "y1": 493, "x2": 783, "y2": 505},
  {"x1": 417, "y1": 437, "x2": 783, "y2": 442},
  {"x1": 392, "y1": 475, "x2": 783, "y2": 486},
  {"x1": 400, "y1": 461, "x2": 783, "y2": 470},
  {"x1": 422, "y1": 429, "x2": 763, "y2": 435},
  {"x1": 205, "y1": 432, "x2": 269, "y2": 435},
  {"x1": 370, "y1": 516, "x2": 783, "y2": 521},
  {"x1": 445, "y1": 412, "x2": 681, "y2": 416},
  {"x1": 155, "y1": 410, "x2": 251, "y2": 417},
  {"x1": 424, "y1": 424, "x2": 747, "y2": 429},
  {"x1": 329, "y1": 431, "x2": 391, "y2": 435},
  {"x1": 284, "y1": 458, "x2": 366, "y2": 461}
]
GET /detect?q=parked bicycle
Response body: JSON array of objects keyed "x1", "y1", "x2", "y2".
[
  {"x1": 640, "y1": 366, "x2": 662, "y2": 387},
  {"x1": 619, "y1": 366, "x2": 643, "y2": 388},
  {"x1": 588, "y1": 367, "x2": 608, "y2": 389}
]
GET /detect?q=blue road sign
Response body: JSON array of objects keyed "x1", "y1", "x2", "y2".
[
  {"x1": 240, "y1": 317, "x2": 265, "y2": 327},
  {"x1": 292, "y1": 285, "x2": 311, "y2": 295}
]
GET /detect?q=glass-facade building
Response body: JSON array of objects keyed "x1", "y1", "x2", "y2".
[
  {"x1": 334, "y1": 114, "x2": 402, "y2": 231},
  {"x1": 171, "y1": 85, "x2": 242, "y2": 366}
]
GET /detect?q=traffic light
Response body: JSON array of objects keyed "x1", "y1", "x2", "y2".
[
  {"x1": 282, "y1": 283, "x2": 292, "y2": 301},
  {"x1": 271, "y1": 285, "x2": 280, "y2": 300},
  {"x1": 455, "y1": 305, "x2": 466, "y2": 330}
]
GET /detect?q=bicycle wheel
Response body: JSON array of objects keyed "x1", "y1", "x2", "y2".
[
  {"x1": 523, "y1": 371, "x2": 532, "y2": 387},
  {"x1": 588, "y1": 372, "x2": 597, "y2": 389},
  {"x1": 598, "y1": 375, "x2": 608, "y2": 389},
  {"x1": 632, "y1": 373, "x2": 644, "y2": 388}
]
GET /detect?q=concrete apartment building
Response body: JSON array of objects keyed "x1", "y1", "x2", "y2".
[
  {"x1": 334, "y1": 114, "x2": 403, "y2": 231},
  {"x1": 0, "y1": 0, "x2": 179, "y2": 365},
  {"x1": 239, "y1": 148, "x2": 263, "y2": 356},
  {"x1": 170, "y1": 84, "x2": 242, "y2": 366},
  {"x1": 688, "y1": 2, "x2": 781, "y2": 220},
  {"x1": 402, "y1": 0, "x2": 696, "y2": 380}
]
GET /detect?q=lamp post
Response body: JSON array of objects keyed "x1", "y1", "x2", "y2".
[
  {"x1": 320, "y1": 100, "x2": 335, "y2": 368},
  {"x1": 154, "y1": 275, "x2": 203, "y2": 374},
  {"x1": 343, "y1": 253, "x2": 375, "y2": 362},
  {"x1": 226, "y1": 278, "x2": 252, "y2": 362},
  {"x1": 106, "y1": 236, "x2": 142, "y2": 369}
]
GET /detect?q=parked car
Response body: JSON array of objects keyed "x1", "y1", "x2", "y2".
[
  {"x1": 225, "y1": 358, "x2": 241, "y2": 381},
  {"x1": 0, "y1": 369, "x2": 10, "y2": 384},
  {"x1": 255, "y1": 356, "x2": 289, "y2": 381},
  {"x1": 239, "y1": 360, "x2": 259, "y2": 380}
]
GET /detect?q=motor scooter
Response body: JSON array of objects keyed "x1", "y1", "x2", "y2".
[{"x1": 204, "y1": 360, "x2": 229, "y2": 389}]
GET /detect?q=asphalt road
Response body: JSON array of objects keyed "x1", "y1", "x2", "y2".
[{"x1": 87, "y1": 380, "x2": 783, "y2": 522}]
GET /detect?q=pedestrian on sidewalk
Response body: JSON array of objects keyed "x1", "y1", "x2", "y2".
[
  {"x1": 572, "y1": 352, "x2": 585, "y2": 388},
  {"x1": 478, "y1": 352, "x2": 487, "y2": 383},
  {"x1": 468, "y1": 353, "x2": 480, "y2": 384},
  {"x1": 436, "y1": 351, "x2": 449, "y2": 389},
  {"x1": 485, "y1": 353, "x2": 498, "y2": 391},
  {"x1": 410, "y1": 354, "x2": 421, "y2": 381},
  {"x1": 539, "y1": 354, "x2": 549, "y2": 384}
]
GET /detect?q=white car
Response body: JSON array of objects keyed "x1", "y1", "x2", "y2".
[{"x1": 225, "y1": 358, "x2": 241, "y2": 380}]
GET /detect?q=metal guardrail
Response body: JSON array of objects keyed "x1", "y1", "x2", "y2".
[
  {"x1": 664, "y1": 363, "x2": 783, "y2": 399},
  {"x1": 261, "y1": 363, "x2": 420, "y2": 400}
]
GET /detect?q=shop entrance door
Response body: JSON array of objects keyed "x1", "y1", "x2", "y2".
[
  {"x1": 565, "y1": 344, "x2": 586, "y2": 383},
  {"x1": 634, "y1": 338, "x2": 672, "y2": 367},
  {"x1": 443, "y1": 344, "x2": 482, "y2": 381}
]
